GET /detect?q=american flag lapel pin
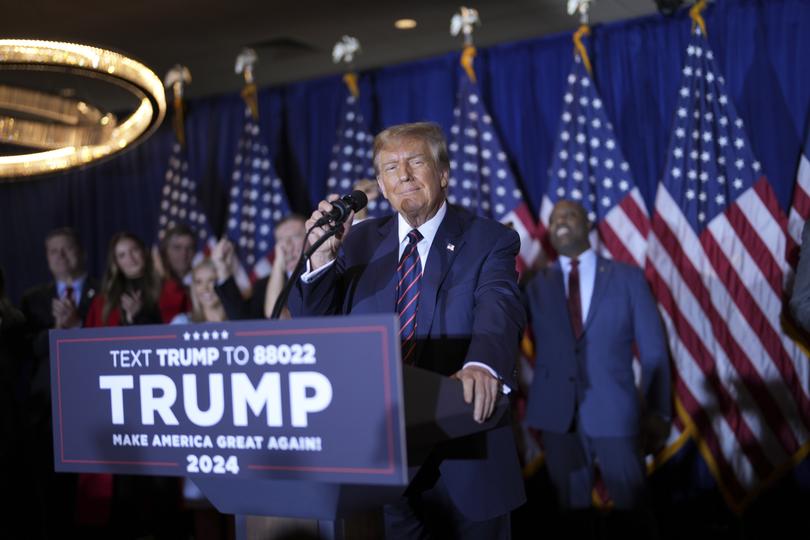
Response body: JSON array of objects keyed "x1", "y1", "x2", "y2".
[{"x1": 447, "y1": 242, "x2": 455, "y2": 252}]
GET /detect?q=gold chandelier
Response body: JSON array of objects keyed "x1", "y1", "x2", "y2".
[{"x1": 0, "y1": 39, "x2": 166, "y2": 179}]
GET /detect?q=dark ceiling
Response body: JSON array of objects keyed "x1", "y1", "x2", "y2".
[{"x1": 5, "y1": 0, "x2": 658, "y2": 105}]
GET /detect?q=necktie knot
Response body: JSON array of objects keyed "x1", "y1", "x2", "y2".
[
  {"x1": 570, "y1": 257, "x2": 579, "y2": 271},
  {"x1": 407, "y1": 229, "x2": 423, "y2": 245}
]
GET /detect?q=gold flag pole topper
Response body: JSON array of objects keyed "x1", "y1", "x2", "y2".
[
  {"x1": 164, "y1": 65, "x2": 191, "y2": 147},
  {"x1": 236, "y1": 48, "x2": 259, "y2": 120},
  {"x1": 332, "y1": 35, "x2": 361, "y2": 98},
  {"x1": 450, "y1": 6, "x2": 481, "y2": 83}
]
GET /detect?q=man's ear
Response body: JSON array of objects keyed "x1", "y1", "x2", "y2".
[{"x1": 440, "y1": 168, "x2": 449, "y2": 189}]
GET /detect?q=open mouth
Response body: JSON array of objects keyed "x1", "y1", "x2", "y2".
[{"x1": 554, "y1": 225, "x2": 571, "y2": 237}]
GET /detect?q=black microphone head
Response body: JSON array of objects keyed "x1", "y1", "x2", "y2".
[{"x1": 348, "y1": 189, "x2": 368, "y2": 212}]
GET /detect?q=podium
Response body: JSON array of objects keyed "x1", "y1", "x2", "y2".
[{"x1": 50, "y1": 315, "x2": 509, "y2": 538}]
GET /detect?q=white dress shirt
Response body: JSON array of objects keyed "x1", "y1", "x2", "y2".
[{"x1": 56, "y1": 275, "x2": 87, "y2": 305}]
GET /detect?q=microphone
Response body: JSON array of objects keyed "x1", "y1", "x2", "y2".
[{"x1": 314, "y1": 190, "x2": 368, "y2": 227}]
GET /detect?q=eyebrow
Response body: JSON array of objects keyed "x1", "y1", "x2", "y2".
[{"x1": 381, "y1": 152, "x2": 427, "y2": 165}]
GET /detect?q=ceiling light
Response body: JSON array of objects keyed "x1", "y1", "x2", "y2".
[
  {"x1": 0, "y1": 39, "x2": 166, "y2": 179},
  {"x1": 394, "y1": 19, "x2": 418, "y2": 30}
]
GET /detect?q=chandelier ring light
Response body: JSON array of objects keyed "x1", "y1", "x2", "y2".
[{"x1": 0, "y1": 39, "x2": 166, "y2": 178}]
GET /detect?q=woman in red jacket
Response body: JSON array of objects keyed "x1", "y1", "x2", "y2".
[{"x1": 85, "y1": 232, "x2": 162, "y2": 327}]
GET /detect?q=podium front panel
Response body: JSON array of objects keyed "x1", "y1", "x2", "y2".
[{"x1": 50, "y1": 315, "x2": 408, "y2": 486}]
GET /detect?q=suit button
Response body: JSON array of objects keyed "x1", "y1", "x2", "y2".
[{"x1": 568, "y1": 376, "x2": 576, "y2": 382}]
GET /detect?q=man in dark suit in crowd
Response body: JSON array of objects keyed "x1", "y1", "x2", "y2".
[
  {"x1": 289, "y1": 122, "x2": 526, "y2": 539},
  {"x1": 790, "y1": 218, "x2": 810, "y2": 332},
  {"x1": 524, "y1": 200, "x2": 670, "y2": 536},
  {"x1": 20, "y1": 227, "x2": 98, "y2": 537}
]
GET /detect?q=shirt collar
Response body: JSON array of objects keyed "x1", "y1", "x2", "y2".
[
  {"x1": 397, "y1": 201, "x2": 447, "y2": 246},
  {"x1": 558, "y1": 247, "x2": 596, "y2": 271},
  {"x1": 56, "y1": 275, "x2": 86, "y2": 295}
]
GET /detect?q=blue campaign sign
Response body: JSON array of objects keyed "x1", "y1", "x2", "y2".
[{"x1": 50, "y1": 315, "x2": 407, "y2": 486}]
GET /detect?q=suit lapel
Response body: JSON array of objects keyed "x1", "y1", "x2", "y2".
[
  {"x1": 412, "y1": 206, "x2": 465, "y2": 364},
  {"x1": 549, "y1": 263, "x2": 577, "y2": 342},
  {"x1": 79, "y1": 279, "x2": 97, "y2": 315},
  {"x1": 583, "y1": 257, "x2": 612, "y2": 334},
  {"x1": 369, "y1": 217, "x2": 400, "y2": 313}
]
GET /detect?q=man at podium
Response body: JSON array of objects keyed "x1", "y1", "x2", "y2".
[{"x1": 289, "y1": 122, "x2": 526, "y2": 539}]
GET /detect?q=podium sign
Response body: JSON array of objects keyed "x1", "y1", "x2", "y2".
[{"x1": 50, "y1": 315, "x2": 407, "y2": 487}]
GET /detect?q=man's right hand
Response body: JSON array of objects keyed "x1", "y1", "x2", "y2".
[
  {"x1": 52, "y1": 297, "x2": 81, "y2": 329},
  {"x1": 306, "y1": 195, "x2": 354, "y2": 271},
  {"x1": 212, "y1": 238, "x2": 235, "y2": 282}
]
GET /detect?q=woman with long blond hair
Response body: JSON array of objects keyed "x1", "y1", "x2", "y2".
[{"x1": 171, "y1": 259, "x2": 226, "y2": 324}]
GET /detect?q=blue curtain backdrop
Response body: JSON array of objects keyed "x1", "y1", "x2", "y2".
[{"x1": 3, "y1": 0, "x2": 809, "y2": 302}]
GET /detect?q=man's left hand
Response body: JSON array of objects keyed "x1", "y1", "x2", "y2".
[{"x1": 451, "y1": 365, "x2": 500, "y2": 424}]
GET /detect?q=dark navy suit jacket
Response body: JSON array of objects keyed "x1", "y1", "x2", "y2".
[
  {"x1": 525, "y1": 257, "x2": 670, "y2": 438},
  {"x1": 288, "y1": 204, "x2": 526, "y2": 520}
]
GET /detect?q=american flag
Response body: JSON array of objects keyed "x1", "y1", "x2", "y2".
[
  {"x1": 788, "y1": 128, "x2": 810, "y2": 265},
  {"x1": 645, "y1": 27, "x2": 810, "y2": 510},
  {"x1": 539, "y1": 53, "x2": 650, "y2": 268},
  {"x1": 226, "y1": 106, "x2": 292, "y2": 285},
  {"x1": 157, "y1": 142, "x2": 216, "y2": 256},
  {"x1": 447, "y1": 66, "x2": 541, "y2": 272},
  {"x1": 326, "y1": 80, "x2": 391, "y2": 217}
]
